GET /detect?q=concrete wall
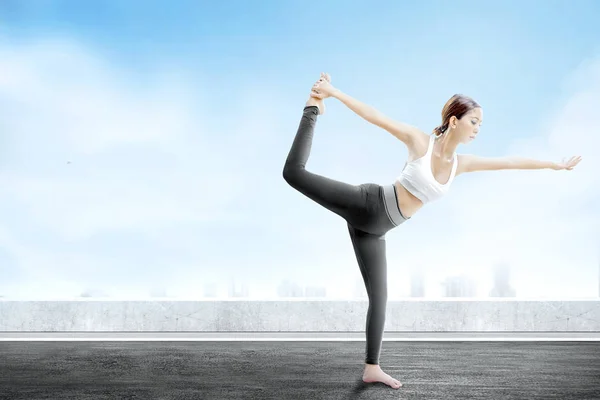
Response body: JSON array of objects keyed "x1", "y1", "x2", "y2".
[{"x1": 1, "y1": 300, "x2": 599, "y2": 332}]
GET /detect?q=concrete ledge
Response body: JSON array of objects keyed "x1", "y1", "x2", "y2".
[{"x1": 1, "y1": 300, "x2": 599, "y2": 332}]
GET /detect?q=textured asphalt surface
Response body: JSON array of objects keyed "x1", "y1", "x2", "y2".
[{"x1": 1, "y1": 341, "x2": 599, "y2": 399}]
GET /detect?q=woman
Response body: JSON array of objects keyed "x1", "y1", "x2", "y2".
[{"x1": 282, "y1": 73, "x2": 581, "y2": 390}]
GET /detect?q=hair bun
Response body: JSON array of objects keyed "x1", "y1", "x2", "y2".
[{"x1": 433, "y1": 123, "x2": 448, "y2": 136}]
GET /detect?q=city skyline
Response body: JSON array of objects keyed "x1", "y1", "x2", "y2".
[
  {"x1": 6, "y1": 259, "x2": 600, "y2": 300},
  {"x1": 1, "y1": 251, "x2": 598, "y2": 299}
]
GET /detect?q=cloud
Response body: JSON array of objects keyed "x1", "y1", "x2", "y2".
[
  {"x1": 0, "y1": 37, "x2": 259, "y2": 240},
  {"x1": 0, "y1": 36, "x2": 290, "y2": 297},
  {"x1": 1, "y1": 39, "x2": 189, "y2": 151}
]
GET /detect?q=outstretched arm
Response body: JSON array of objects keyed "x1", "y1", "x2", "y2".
[
  {"x1": 311, "y1": 74, "x2": 425, "y2": 147},
  {"x1": 460, "y1": 154, "x2": 582, "y2": 173},
  {"x1": 333, "y1": 90, "x2": 424, "y2": 145}
]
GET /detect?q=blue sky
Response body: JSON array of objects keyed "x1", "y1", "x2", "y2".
[{"x1": 0, "y1": 0, "x2": 599, "y2": 299}]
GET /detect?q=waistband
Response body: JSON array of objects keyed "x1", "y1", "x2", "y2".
[{"x1": 382, "y1": 184, "x2": 409, "y2": 226}]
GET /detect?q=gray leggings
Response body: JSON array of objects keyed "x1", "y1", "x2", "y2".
[{"x1": 282, "y1": 106, "x2": 409, "y2": 365}]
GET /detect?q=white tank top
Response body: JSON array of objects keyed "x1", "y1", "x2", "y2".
[{"x1": 395, "y1": 135, "x2": 458, "y2": 204}]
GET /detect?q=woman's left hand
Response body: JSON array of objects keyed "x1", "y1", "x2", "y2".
[{"x1": 554, "y1": 155, "x2": 582, "y2": 170}]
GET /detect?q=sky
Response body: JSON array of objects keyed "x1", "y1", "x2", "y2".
[{"x1": 0, "y1": 0, "x2": 599, "y2": 299}]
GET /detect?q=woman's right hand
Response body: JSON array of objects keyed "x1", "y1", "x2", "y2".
[{"x1": 311, "y1": 72, "x2": 336, "y2": 99}]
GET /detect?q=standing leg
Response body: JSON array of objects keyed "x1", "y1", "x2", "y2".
[
  {"x1": 348, "y1": 223, "x2": 403, "y2": 389},
  {"x1": 347, "y1": 224, "x2": 388, "y2": 365},
  {"x1": 282, "y1": 106, "x2": 367, "y2": 225}
]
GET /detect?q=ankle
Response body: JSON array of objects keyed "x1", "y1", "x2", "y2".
[{"x1": 305, "y1": 99, "x2": 322, "y2": 114}]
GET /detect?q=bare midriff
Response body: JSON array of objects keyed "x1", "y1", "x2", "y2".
[{"x1": 393, "y1": 181, "x2": 424, "y2": 219}]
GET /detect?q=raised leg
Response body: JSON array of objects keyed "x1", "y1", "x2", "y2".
[{"x1": 282, "y1": 106, "x2": 367, "y2": 224}]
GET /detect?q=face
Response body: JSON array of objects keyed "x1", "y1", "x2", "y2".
[{"x1": 451, "y1": 107, "x2": 483, "y2": 144}]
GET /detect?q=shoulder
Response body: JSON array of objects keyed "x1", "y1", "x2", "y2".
[
  {"x1": 407, "y1": 131, "x2": 432, "y2": 158},
  {"x1": 456, "y1": 153, "x2": 474, "y2": 176},
  {"x1": 414, "y1": 130, "x2": 432, "y2": 148}
]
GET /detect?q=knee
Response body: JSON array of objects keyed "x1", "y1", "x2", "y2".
[
  {"x1": 372, "y1": 286, "x2": 387, "y2": 301},
  {"x1": 370, "y1": 292, "x2": 388, "y2": 312},
  {"x1": 282, "y1": 162, "x2": 301, "y2": 185}
]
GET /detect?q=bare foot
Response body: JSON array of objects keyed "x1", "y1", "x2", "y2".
[
  {"x1": 305, "y1": 96, "x2": 325, "y2": 115},
  {"x1": 306, "y1": 73, "x2": 331, "y2": 115},
  {"x1": 362, "y1": 364, "x2": 402, "y2": 389}
]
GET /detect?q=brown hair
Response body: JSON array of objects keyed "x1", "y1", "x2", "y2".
[{"x1": 432, "y1": 94, "x2": 481, "y2": 136}]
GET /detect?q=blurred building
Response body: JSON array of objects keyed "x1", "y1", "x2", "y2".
[
  {"x1": 229, "y1": 278, "x2": 249, "y2": 298},
  {"x1": 442, "y1": 274, "x2": 477, "y2": 297},
  {"x1": 304, "y1": 285, "x2": 327, "y2": 298},
  {"x1": 277, "y1": 280, "x2": 304, "y2": 297},
  {"x1": 409, "y1": 265, "x2": 425, "y2": 297},
  {"x1": 489, "y1": 262, "x2": 516, "y2": 298}
]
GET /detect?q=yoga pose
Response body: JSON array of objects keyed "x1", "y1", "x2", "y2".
[{"x1": 282, "y1": 73, "x2": 582, "y2": 389}]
